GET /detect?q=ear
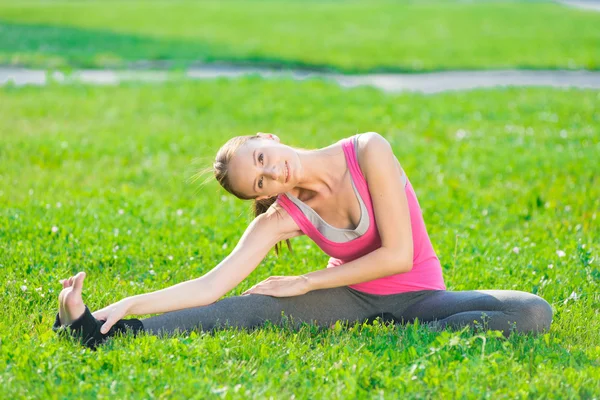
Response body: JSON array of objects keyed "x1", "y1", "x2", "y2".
[{"x1": 256, "y1": 132, "x2": 280, "y2": 143}]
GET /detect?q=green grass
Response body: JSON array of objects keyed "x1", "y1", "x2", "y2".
[
  {"x1": 0, "y1": 78, "x2": 599, "y2": 398},
  {"x1": 0, "y1": 0, "x2": 599, "y2": 72}
]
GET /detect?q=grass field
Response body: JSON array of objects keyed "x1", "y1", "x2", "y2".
[
  {"x1": 1, "y1": 0, "x2": 599, "y2": 72},
  {"x1": 0, "y1": 78, "x2": 599, "y2": 397}
]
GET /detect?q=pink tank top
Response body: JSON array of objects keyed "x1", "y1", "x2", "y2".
[{"x1": 276, "y1": 135, "x2": 446, "y2": 295}]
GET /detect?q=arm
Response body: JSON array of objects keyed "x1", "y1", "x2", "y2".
[
  {"x1": 303, "y1": 132, "x2": 413, "y2": 290},
  {"x1": 124, "y1": 203, "x2": 303, "y2": 316}
]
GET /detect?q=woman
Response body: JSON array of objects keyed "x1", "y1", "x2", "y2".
[{"x1": 54, "y1": 132, "x2": 553, "y2": 349}]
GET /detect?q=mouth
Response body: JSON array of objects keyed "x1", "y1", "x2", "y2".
[{"x1": 285, "y1": 161, "x2": 290, "y2": 183}]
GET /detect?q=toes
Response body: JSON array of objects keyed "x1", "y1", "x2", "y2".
[
  {"x1": 67, "y1": 277, "x2": 74, "y2": 287},
  {"x1": 72, "y1": 271, "x2": 86, "y2": 295}
]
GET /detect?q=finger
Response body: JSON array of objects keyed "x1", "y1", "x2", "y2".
[
  {"x1": 72, "y1": 271, "x2": 86, "y2": 295},
  {"x1": 100, "y1": 316, "x2": 117, "y2": 334},
  {"x1": 244, "y1": 285, "x2": 265, "y2": 294},
  {"x1": 246, "y1": 288, "x2": 273, "y2": 297}
]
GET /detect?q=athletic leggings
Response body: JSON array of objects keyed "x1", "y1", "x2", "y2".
[{"x1": 141, "y1": 287, "x2": 553, "y2": 338}]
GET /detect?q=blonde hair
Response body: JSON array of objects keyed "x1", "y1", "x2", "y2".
[{"x1": 206, "y1": 134, "x2": 292, "y2": 256}]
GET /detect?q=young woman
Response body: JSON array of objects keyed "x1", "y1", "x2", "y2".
[{"x1": 54, "y1": 132, "x2": 553, "y2": 349}]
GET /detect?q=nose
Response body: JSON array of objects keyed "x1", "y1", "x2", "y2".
[{"x1": 264, "y1": 165, "x2": 282, "y2": 182}]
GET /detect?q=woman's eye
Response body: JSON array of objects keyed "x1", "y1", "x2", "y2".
[
  {"x1": 258, "y1": 153, "x2": 264, "y2": 164},
  {"x1": 258, "y1": 177, "x2": 263, "y2": 189}
]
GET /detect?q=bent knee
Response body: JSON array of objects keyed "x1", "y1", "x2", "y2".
[{"x1": 516, "y1": 293, "x2": 553, "y2": 334}]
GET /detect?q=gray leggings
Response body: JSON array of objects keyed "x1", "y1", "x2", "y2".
[{"x1": 141, "y1": 287, "x2": 553, "y2": 338}]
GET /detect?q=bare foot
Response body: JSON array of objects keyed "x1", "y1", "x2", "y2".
[{"x1": 58, "y1": 271, "x2": 87, "y2": 326}]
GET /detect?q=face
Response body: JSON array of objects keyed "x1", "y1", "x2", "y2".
[{"x1": 228, "y1": 135, "x2": 298, "y2": 200}]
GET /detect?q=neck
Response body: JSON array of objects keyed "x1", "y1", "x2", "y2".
[{"x1": 293, "y1": 143, "x2": 346, "y2": 200}]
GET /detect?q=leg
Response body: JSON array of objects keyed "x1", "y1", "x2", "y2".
[
  {"x1": 394, "y1": 289, "x2": 553, "y2": 337},
  {"x1": 54, "y1": 282, "x2": 384, "y2": 347},
  {"x1": 142, "y1": 286, "x2": 382, "y2": 336}
]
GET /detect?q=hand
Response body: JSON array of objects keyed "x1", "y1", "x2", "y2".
[
  {"x1": 242, "y1": 275, "x2": 311, "y2": 297},
  {"x1": 92, "y1": 297, "x2": 134, "y2": 334}
]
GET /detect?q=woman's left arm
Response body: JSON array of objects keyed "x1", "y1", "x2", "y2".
[
  {"x1": 244, "y1": 132, "x2": 413, "y2": 296},
  {"x1": 303, "y1": 132, "x2": 413, "y2": 290}
]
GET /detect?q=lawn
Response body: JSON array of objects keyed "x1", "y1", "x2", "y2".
[
  {"x1": 0, "y1": 0, "x2": 599, "y2": 72},
  {"x1": 0, "y1": 78, "x2": 598, "y2": 398}
]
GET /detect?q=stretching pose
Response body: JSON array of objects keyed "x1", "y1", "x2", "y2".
[{"x1": 54, "y1": 132, "x2": 553, "y2": 349}]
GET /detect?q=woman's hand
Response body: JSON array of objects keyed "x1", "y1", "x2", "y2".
[
  {"x1": 242, "y1": 275, "x2": 311, "y2": 297},
  {"x1": 92, "y1": 297, "x2": 135, "y2": 334}
]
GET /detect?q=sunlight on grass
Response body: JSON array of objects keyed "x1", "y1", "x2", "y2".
[{"x1": 0, "y1": 79, "x2": 598, "y2": 397}]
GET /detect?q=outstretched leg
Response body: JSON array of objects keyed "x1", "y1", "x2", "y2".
[
  {"x1": 141, "y1": 286, "x2": 382, "y2": 336},
  {"x1": 394, "y1": 289, "x2": 553, "y2": 337},
  {"x1": 54, "y1": 281, "x2": 383, "y2": 347}
]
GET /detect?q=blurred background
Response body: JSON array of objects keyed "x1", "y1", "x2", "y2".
[{"x1": 0, "y1": 0, "x2": 599, "y2": 72}]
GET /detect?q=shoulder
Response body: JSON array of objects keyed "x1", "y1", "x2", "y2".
[
  {"x1": 254, "y1": 199, "x2": 304, "y2": 241},
  {"x1": 355, "y1": 132, "x2": 395, "y2": 179},
  {"x1": 356, "y1": 132, "x2": 392, "y2": 155}
]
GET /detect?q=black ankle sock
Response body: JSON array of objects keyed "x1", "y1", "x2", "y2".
[{"x1": 53, "y1": 306, "x2": 144, "y2": 350}]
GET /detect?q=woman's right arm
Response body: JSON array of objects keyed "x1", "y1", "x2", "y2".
[{"x1": 125, "y1": 204, "x2": 303, "y2": 316}]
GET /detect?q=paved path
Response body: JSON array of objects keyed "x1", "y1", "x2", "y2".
[
  {"x1": 1, "y1": 67, "x2": 600, "y2": 94},
  {"x1": 3, "y1": 1, "x2": 600, "y2": 93},
  {"x1": 559, "y1": 0, "x2": 600, "y2": 11}
]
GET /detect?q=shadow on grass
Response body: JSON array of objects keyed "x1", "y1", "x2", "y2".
[
  {"x1": 5, "y1": 20, "x2": 586, "y2": 74},
  {"x1": 0, "y1": 21, "x2": 351, "y2": 72},
  {"x1": 0, "y1": 21, "x2": 225, "y2": 68}
]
